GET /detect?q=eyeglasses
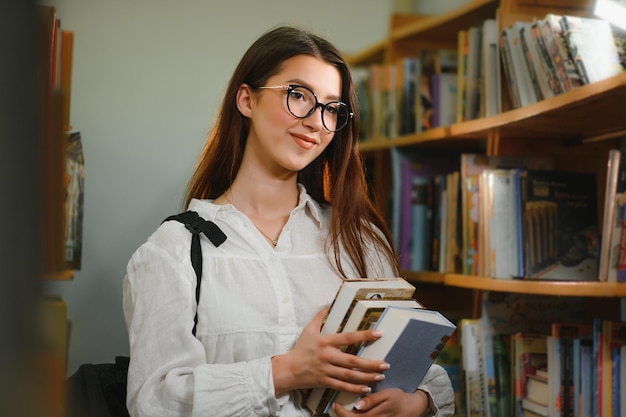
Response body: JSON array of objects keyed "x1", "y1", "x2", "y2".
[{"x1": 255, "y1": 84, "x2": 353, "y2": 132}]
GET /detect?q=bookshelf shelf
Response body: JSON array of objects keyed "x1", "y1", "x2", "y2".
[
  {"x1": 404, "y1": 272, "x2": 626, "y2": 297},
  {"x1": 445, "y1": 274, "x2": 626, "y2": 297}
]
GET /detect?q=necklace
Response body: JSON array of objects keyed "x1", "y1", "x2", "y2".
[{"x1": 223, "y1": 191, "x2": 279, "y2": 247}]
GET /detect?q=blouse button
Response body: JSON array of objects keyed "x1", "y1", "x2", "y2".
[{"x1": 282, "y1": 297, "x2": 290, "y2": 304}]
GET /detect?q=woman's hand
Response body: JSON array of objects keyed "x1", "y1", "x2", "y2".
[
  {"x1": 271, "y1": 308, "x2": 390, "y2": 396},
  {"x1": 331, "y1": 388, "x2": 431, "y2": 417}
]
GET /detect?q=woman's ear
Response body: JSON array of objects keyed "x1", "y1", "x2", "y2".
[{"x1": 236, "y1": 84, "x2": 253, "y2": 118}]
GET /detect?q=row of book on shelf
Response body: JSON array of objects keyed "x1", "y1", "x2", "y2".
[
  {"x1": 436, "y1": 291, "x2": 626, "y2": 417},
  {"x1": 352, "y1": 13, "x2": 625, "y2": 141},
  {"x1": 390, "y1": 148, "x2": 626, "y2": 283}
]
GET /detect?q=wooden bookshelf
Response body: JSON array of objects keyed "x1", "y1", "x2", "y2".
[{"x1": 351, "y1": 0, "x2": 626, "y2": 314}]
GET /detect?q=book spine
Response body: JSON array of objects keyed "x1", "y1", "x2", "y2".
[
  {"x1": 617, "y1": 202, "x2": 626, "y2": 282},
  {"x1": 540, "y1": 20, "x2": 571, "y2": 92},
  {"x1": 499, "y1": 29, "x2": 521, "y2": 109},
  {"x1": 531, "y1": 22, "x2": 562, "y2": 95},
  {"x1": 519, "y1": 25, "x2": 545, "y2": 101}
]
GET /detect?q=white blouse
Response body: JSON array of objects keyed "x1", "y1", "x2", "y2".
[{"x1": 123, "y1": 185, "x2": 455, "y2": 417}]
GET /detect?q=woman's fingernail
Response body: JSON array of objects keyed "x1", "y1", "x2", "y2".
[
  {"x1": 372, "y1": 330, "x2": 383, "y2": 337},
  {"x1": 374, "y1": 373, "x2": 386, "y2": 381},
  {"x1": 355, "y1": 400, "x2": 366, "y2": 410},
  {"x1": 361, "y1": 386, "x2": 372, "y2": 393},
  {"x1": 379, "y1": 362, "x2": 390, "y2": 370}
]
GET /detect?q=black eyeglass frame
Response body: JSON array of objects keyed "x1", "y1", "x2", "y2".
[{"x1": 254, "y1": 84, "x2": 354, "y2": 132}]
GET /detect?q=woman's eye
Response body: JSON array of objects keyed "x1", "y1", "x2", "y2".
[
  {"x1": 326, "y1": 104, "x2": 339, "y2": 115},
  {"x1": 289, "y1": 90, "x2": 306, "y2": 101}
]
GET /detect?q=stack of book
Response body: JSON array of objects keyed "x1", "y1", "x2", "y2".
[{"x1": 304, "y1": 277, "x2": 456, "y2": 416}]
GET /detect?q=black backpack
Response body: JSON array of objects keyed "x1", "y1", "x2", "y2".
[{"x1": 66, "y1": 211, "x2": 226, "y2": 417}]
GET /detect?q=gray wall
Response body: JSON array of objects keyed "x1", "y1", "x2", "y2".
[{"x1": 40, "y1": 0, "x2": 395, "y2": 374}]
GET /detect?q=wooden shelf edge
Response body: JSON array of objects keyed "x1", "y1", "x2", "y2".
[
  {"x1": 444, "y1": 274, "x2": 626, "y2": 297},
  {"x1": 449, "y1": 72, "x2": 626, "y2": 139},
  {"x1": 403, "y1": 270, "x2": 445, "y2": 284}
]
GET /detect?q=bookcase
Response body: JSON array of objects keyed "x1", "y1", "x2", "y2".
[
  {"x1": 38, "y1": 5, "x2": 75, "y2": 417},
  {"x1": 350, "y1": 0, "x2": 626, "y2": 320},
  {"x1": 348, "y1": 0, "x2": 626, "y2": 309},
  {"x1": 351, "y1": 2, "x2": 626, "y2": 415}
]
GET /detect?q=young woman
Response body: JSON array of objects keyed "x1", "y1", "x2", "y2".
[{"x1": 123, "y1": 25, "x2": 454, "y2": 417}]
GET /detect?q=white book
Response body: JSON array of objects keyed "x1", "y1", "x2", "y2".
[
  {"x1": 320, "y1": 278, "x2": 416, "y2": 336},
  {"x1": 481, "y1": 18, "x2": 501, "y2": 117},
  {"x1": 489, "y1": 169, "x2": 520, "y2": 279},
  {"x1": 504, "y1": 22, "x2": 539, "y2": 108}
]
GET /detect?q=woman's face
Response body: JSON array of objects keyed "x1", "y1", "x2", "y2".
[{"x1": 237, "y1": 55, "x2": 343, "y2": 174}]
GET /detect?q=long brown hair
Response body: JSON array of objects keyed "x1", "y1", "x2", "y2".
[{"x1": 184, "y1": 26, "x2": 399, "y2": 277}]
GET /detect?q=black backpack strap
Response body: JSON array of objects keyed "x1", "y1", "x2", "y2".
[{"x1": 163, "y1": 210, "x2": 227, "y2": 336}]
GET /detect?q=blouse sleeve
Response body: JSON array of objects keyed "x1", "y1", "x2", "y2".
[
  {"x1": 123, "y1": 223, "x2": 282, "y2": 417},
  {"x1": 417, "y1": 363, "x2": 456, "y2": 417}
]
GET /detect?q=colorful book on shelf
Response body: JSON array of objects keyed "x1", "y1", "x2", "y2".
[
  {"x1": 598, "y1": 149, "x2": 626, "y2": 282},
  {"x1": 546, "y1": 336, "x2": 561, "y2": 417},
  {"x1": 530, "y1": 18, "x2": 563, "y2": 96},
  {"x1": 435, "y1": 330, "x2": 464, "y2": 417},
  {"x1": 511, "y1": 333, "x2": 547, "y2": 417},
  {"x1": 457, "y1": 29, "x2": 469, "y2": 123},
  {"x1": 460, "y1": 318, "x2": 487, "y2": 417},
  {"x1": 504, "y1": 21, "x2": 540, "y2": 108},
  {"x1": 445, "y1": 171, "x2": 462, "y2": 274},
  {"x1": 465, "y1": 26, "x2": 482, "y2": 120},
  {"x1": 618, "y1": 202, "x2": 626, "y2": 282},
  {"x1": 305, "y1": 277, "x2": 416, "y2": 414},
  {"x1": 65, "y1": 130, "x2": 84, "y2": 270},
  {"x1": 492, "y1": 333, "x2": 512, "y2": 417},
  {"x1": 519, "y1": 21, "x2": 554, "y2": 101},
  {"x1": 431, "y1": 71, "x2": 457, "y2": 127},
  {"x1": 550, "y1": 323, "x2": 593, "y2": 417},
  {"x1": 485, "y1": 169, "x2": 521, "y2": 279},
  {"x1": 521, "y1": 397, "x2": 548, "y2": 417},
  {"x1": 397, "y1": 56, "x2": 418, "y2": 135},
  {"x1": 579, "y1": 341, "x2": 593, "y2": 417},
  {"x1": 480, "y1": 292, "x2": 585, "y2": 417},
  {"x1": 559, "y1": 15, "x2": 623, "y2": 84},
  {"x1": 397, "y1": 154, "x2": 457, "y2": 271},
  {"x1": 353, "y1": 66, "x2": 373, "y2": 141},
  {"x1": 382, "y1": 63, "x2": 398, "y2": 138},
  {"x1": 519, "y1": 169, "x2": 598, "y2": 281},
  {"x1": 600, "y1": 320, "x2": 626, "y2": 417},
  {"x1": 460, "y1": 154, "x2": 552, "y2": 276},
  {"x1": 481, "y1": 18, "x2": 500, "y2": 117},
  {"x1": 539, "y1": 14, "x2": 583, "y2": 93},
  {"x1": 327, "y1": 307, "x2": 456, "y2": 416}
]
